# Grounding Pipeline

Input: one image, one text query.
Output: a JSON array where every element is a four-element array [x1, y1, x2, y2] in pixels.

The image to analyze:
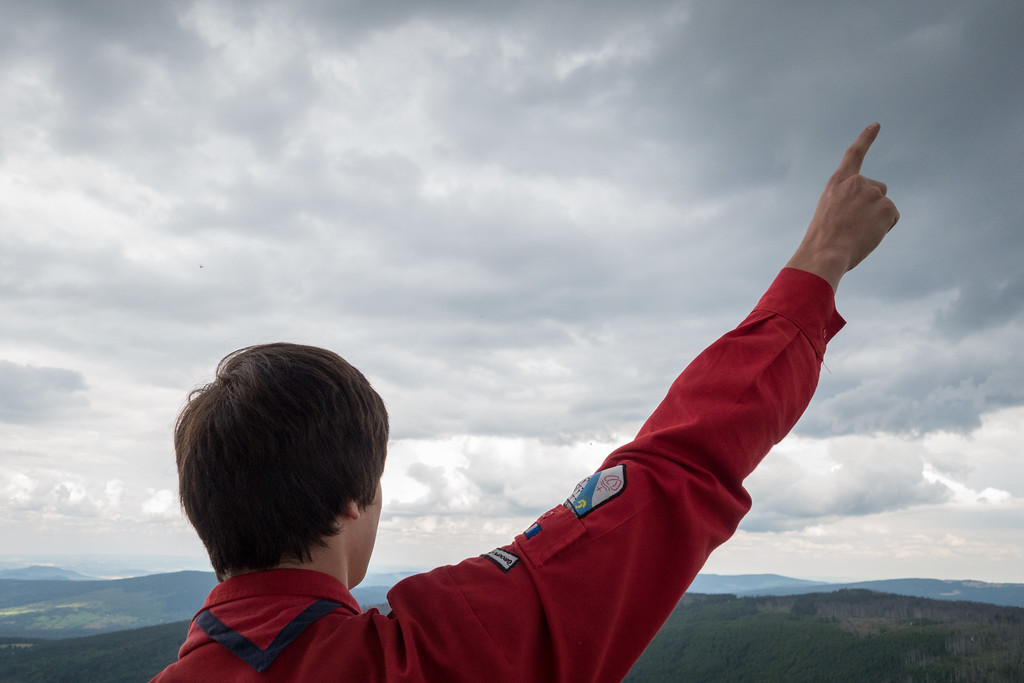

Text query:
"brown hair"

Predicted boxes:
[[175, 343, 388, 578]]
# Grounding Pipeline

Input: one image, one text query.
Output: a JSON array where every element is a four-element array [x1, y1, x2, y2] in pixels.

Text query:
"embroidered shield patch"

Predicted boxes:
[[563, 464, 626, 518]]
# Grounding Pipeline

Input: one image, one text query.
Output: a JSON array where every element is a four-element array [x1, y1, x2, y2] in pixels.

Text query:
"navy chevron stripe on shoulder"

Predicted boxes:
[[196, 599, 343, 673]]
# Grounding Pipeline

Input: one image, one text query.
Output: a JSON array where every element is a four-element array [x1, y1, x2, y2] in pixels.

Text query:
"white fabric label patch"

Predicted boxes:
[[483, 548, 520, 573], [563, 464, 626, 518]]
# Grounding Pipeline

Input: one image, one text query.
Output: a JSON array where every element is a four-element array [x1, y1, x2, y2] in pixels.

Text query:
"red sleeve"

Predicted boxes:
[[384, 268, 844, 682]]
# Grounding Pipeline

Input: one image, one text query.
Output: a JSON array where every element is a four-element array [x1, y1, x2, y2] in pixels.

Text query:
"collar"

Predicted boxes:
[[200, 568, 362, 616]]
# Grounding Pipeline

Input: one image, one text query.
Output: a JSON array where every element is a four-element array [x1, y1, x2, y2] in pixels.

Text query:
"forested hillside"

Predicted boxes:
[[626, 590, 1024, 682], [0, 621, 187, 682], [2, 590, 1023, 681], [0, 572, 216, 639]]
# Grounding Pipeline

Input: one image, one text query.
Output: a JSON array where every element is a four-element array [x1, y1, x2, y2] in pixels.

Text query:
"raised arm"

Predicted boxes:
[[383, 125, 900, 683]]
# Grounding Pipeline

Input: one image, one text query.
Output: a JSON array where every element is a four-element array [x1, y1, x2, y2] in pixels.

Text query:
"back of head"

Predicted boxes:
[[175, 343, 389, 578]]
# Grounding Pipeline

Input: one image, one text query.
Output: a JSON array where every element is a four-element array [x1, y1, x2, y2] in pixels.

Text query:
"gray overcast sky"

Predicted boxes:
[[1, 0, 1022, 582]]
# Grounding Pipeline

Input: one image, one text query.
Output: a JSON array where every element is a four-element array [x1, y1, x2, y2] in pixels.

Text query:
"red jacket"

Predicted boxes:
[[152, 268, 843, 682]]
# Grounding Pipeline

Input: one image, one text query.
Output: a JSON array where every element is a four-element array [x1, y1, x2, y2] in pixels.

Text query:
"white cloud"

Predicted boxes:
[[922, 465, 1012, 505], [141, 489, 178, 519], [3, 472, 39, 509], [382, 434, 623, 517], [706, 502, 1024, 583], [101, 479, 125, 517], [744, 418, 1024, 533], [1, 468, 164, 526]]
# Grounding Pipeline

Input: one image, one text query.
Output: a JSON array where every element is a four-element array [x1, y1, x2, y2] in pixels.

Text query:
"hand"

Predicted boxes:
[[785, 123, 900, 291]]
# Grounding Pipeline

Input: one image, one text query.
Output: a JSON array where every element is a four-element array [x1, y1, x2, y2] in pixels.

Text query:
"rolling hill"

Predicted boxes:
[[0, 572, 217, 639]]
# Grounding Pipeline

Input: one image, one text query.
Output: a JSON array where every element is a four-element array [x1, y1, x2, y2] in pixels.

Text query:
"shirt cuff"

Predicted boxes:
[[753, 268, 846, 358]]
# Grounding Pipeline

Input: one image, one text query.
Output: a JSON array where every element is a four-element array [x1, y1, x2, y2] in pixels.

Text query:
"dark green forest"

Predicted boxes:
[[0, 620, 187, 682], [2, 590, 1023, 682], [626, 591, 1024, 682]]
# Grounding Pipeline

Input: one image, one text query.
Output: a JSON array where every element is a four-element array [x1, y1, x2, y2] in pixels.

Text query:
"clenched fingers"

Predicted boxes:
[[864, 177, 888, 196]]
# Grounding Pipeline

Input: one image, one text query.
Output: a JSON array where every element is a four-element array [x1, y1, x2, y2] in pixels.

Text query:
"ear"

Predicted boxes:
[[341, 500, 361, 521]]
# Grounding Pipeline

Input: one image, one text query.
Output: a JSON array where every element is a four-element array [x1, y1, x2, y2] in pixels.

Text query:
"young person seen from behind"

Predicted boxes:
[[152, 123, 901, 682]]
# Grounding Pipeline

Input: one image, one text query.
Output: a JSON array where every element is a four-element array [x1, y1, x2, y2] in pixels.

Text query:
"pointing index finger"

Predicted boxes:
[[835, 123, 881, 179]]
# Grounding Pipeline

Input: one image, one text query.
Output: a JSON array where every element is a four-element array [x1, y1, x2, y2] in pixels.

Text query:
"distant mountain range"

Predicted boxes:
[[2, 565, 1022, 640], [691, 573, 1024, 608], [689, 573, 827, 594], [0, 565, 96, 581]]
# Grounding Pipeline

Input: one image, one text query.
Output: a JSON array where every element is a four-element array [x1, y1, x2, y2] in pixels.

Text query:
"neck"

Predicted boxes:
[[224, 536, 361, 588], [273, 544, 358, 588]]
